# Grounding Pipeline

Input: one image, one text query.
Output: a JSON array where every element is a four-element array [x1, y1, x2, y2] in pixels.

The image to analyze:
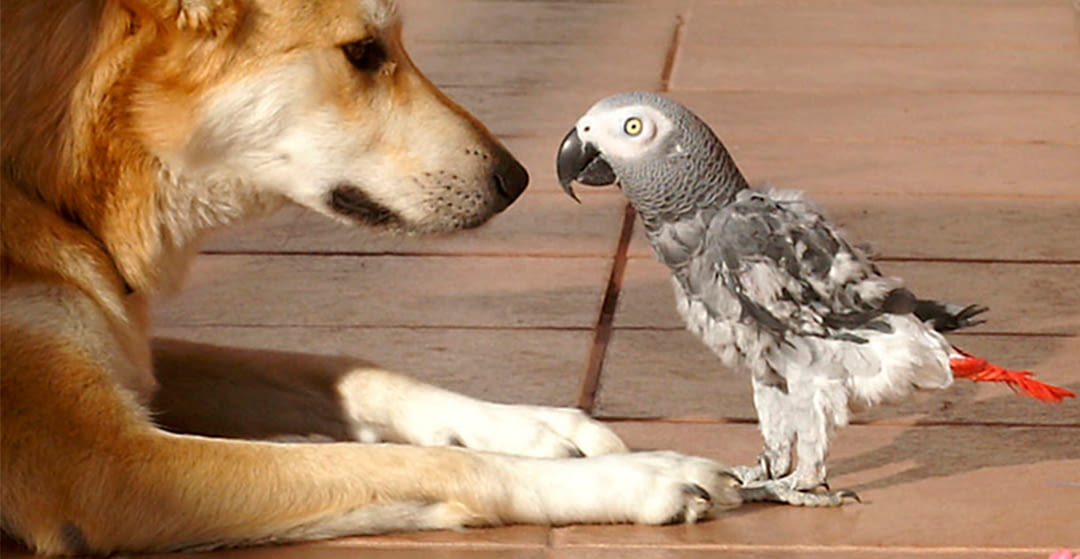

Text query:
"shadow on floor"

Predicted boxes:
[[833, 395, 1080, 493]]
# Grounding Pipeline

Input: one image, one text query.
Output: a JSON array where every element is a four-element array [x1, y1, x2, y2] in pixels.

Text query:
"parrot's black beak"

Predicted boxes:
[[556, 128, 615, 203]]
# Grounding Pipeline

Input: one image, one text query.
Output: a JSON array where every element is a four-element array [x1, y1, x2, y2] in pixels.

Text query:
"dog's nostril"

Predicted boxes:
[[492, 155, 529, 205]]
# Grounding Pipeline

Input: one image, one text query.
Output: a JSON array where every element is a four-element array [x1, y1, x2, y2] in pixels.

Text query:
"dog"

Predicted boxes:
[[0, 0, 740, 554]]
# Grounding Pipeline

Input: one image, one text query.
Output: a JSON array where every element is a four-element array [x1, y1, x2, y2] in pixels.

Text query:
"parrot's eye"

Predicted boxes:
[[623, 117, 643, 136]]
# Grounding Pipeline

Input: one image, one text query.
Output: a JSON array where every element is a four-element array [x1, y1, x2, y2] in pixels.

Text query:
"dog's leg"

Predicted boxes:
[[152, 339, 628, 457], [334, 365, 629, 458], [8, 338, 737, 555]]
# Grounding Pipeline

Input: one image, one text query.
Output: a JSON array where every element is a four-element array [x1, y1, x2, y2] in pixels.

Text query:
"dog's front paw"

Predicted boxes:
[[499, 451, 741, 525], [446, 403, 628, 458], [603, 451, 741, 524]]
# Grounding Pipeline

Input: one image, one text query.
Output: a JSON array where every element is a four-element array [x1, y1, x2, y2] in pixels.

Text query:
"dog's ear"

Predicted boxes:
[[126, 0, 243, 36]]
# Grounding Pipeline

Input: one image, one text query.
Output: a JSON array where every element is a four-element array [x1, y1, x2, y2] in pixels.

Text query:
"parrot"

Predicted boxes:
[[555, 91, 1075, 507]]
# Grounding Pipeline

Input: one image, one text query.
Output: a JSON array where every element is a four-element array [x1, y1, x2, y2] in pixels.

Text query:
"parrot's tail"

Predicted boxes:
[[949, 348, 1075, 403]]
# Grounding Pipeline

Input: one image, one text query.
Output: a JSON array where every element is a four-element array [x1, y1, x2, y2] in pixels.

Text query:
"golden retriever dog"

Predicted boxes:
[[0, 0, 740, 554]]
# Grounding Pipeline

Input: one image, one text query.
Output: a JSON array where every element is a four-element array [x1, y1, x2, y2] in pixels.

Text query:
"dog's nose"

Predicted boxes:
[[492, 153, 529, 208]]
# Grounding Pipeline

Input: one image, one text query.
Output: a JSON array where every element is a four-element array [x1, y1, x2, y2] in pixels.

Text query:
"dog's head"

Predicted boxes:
[[137, 0, 528, 234]]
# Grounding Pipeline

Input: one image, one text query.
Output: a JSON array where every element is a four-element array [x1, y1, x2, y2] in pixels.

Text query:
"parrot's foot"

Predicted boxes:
[[738, 479, 860, 507]]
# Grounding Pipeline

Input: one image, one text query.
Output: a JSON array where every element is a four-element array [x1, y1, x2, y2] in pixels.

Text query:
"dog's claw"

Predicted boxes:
[[682, 483, 712, 504], [838, 489, 861, 503], [667, 483, 714, 524]]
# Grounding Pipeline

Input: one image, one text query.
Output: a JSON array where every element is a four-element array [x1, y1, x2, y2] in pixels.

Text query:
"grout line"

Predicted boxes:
[[577, 203, 636, 413], [658, 9, 689, 92], [319, 539, 542, 550], [595, 416, 1080, 429], [200, 250, 1080, 265], [410, 38, 1076, 53], [576, 9, 690, 414], [554, 543, 1066, 554], [607, 326, 1077, 338], [436, 84, 1080, 96], [727, 136, 1080, 147], [874, 257, 1080, 265], [670, 86, 1080, 96], [623, 253, 1080, 265], [198, 250, 612, 259], [155, 324, 596, 332], [158, 323, 1077, 339]]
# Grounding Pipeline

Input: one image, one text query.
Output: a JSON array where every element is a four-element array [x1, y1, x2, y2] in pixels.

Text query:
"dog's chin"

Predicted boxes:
[[327, 183, 499, 235]]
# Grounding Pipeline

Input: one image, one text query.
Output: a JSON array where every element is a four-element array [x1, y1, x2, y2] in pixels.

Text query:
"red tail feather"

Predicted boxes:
[[950, 348, 1075, 403]]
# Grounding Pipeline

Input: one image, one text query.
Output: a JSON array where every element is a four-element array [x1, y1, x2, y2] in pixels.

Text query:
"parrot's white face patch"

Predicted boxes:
[[575, 105, 674, 163]]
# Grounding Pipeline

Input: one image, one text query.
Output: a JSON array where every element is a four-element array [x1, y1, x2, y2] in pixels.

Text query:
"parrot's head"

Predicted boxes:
[[557, 92, 747, 222]]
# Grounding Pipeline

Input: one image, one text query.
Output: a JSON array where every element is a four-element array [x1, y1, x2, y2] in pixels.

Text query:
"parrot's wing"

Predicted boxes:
[[695, 190, 905, 344]]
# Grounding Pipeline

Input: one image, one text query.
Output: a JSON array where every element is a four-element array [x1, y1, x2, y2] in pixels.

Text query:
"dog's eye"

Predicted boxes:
[[342, 38, 387, 72]]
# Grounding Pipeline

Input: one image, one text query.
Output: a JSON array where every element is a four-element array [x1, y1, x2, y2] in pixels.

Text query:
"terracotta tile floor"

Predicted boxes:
[[8, 0, 1079, 557]]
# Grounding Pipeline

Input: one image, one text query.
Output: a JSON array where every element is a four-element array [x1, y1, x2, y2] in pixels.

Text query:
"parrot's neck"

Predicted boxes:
[[631, 146, 750, 233]]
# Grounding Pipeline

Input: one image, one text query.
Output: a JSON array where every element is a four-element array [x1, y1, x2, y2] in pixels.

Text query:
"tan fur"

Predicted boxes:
[[2, 1, 738, 554]]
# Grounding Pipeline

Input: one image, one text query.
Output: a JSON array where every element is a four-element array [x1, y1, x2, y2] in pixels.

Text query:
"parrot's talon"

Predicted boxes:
[[738, 478, 857, 507]]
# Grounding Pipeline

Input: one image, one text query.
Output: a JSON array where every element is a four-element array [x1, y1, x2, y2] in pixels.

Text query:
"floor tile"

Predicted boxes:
[[615, 257, 1080, 335], [889, 261, 1080, 335], [153, 255, 610, 328], [201, 192, 625, 258], [338, 525, 548, 549], [154, 326, 592, 408], [722, 141, 1080, 197], [595, 330, 1080, 424], [531, 135, 1080, 197], [435, 87, 621, 138], [674, 43, 1080, 93], [665, 90, 1080, 144], [555, 422, 1080, 549], [687, 0, 1074, 49], [552, 550, 1047, 559], [434, 87, 613, 140], [401, 0, 687, 46], [159, 546, 544, 559], [627, 196, 1080, 262], [408, 41, 669, 90]]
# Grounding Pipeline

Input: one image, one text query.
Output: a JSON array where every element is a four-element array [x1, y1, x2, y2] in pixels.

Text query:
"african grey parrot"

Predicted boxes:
[[556, 92, 1074, 507]]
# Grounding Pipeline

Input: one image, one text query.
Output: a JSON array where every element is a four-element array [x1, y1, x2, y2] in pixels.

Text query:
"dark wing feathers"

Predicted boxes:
[[914, 300, 989, 332], [701, 192, 898, 342]]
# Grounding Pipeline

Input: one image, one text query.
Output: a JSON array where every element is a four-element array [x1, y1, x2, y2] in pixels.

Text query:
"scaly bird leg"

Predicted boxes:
[[738, 377, 859, 506], [729, 445, 793, 485], [736, 377, 797, 485]]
